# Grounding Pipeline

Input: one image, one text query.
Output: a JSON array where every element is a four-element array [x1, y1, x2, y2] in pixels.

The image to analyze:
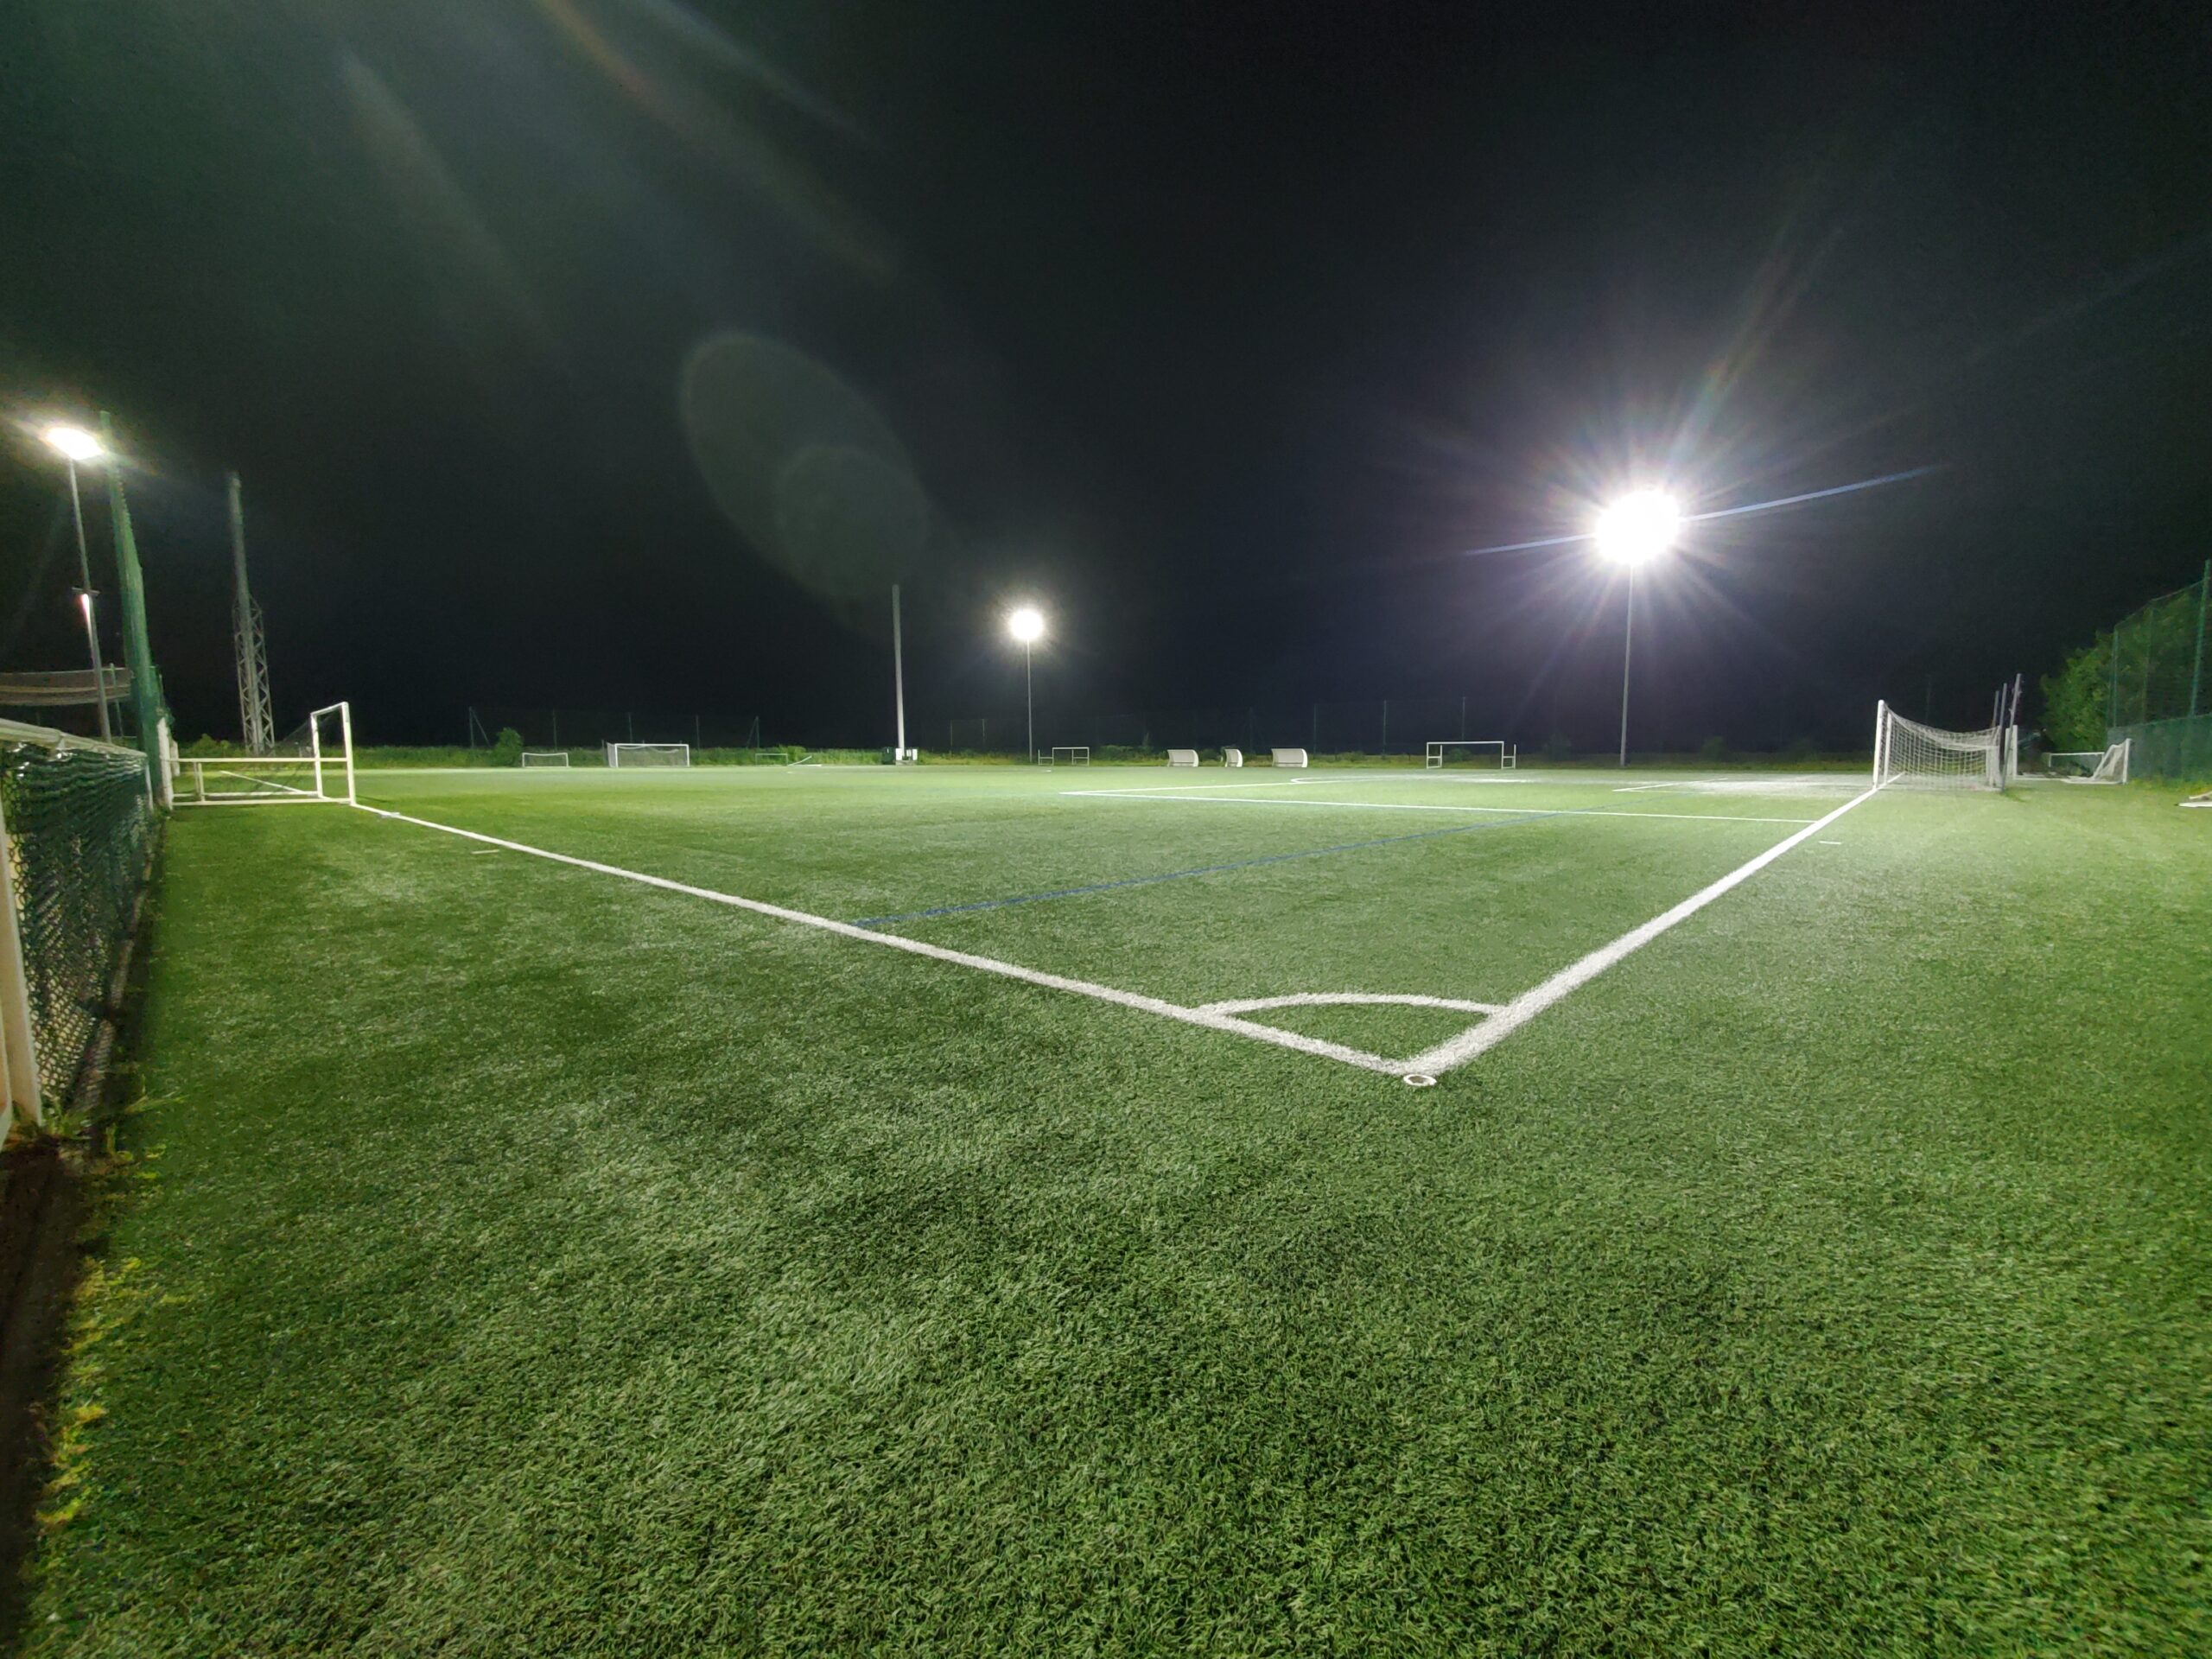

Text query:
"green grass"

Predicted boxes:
[[19, 766, 2211, 1655]]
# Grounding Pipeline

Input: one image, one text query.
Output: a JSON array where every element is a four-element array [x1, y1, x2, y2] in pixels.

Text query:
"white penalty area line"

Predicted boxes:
[[347, 803, 1407, 1077], [1061, 790, 1818, 826], [1397, 786, 1880, 1077]]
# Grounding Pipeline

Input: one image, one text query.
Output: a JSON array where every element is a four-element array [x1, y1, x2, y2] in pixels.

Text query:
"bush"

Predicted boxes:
[[2040, 632, 2111, 753], [492, 727, 524, 767]]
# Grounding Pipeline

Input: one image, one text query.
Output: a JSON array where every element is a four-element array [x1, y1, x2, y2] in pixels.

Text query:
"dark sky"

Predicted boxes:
[[3, 3, 2209, 751]]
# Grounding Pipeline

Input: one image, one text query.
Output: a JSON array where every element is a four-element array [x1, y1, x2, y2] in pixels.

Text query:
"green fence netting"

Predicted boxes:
[[0, 733, 155, 1107]]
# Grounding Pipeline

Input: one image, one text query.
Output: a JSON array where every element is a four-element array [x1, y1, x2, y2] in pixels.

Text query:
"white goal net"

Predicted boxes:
[[175, 702, 355, 805], [519, 751, 569, 768], [605, 743, 690, 768], [1872, 701, 2006, 791]]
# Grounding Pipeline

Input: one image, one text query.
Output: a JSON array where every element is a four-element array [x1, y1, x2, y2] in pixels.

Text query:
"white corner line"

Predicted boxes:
[[1199, 992, 1503, 1016], [349, 803, 1406, 1076], [1402, 786, 1881, 1077]]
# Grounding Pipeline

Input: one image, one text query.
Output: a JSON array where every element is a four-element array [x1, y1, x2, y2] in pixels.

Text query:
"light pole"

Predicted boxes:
[[1007, 606, 1045, 761], [1592, 490, 1679, 767], [43, 425, 113, 742]]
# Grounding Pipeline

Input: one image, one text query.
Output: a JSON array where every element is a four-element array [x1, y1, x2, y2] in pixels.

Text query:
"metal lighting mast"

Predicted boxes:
[[228, 472, 274, 753]]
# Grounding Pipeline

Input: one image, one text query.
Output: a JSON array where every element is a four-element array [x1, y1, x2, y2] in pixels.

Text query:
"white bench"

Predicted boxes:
[[1166, 749, 1200, 767], [1222, 747, 1243, 768], [1271, 747, 1309, 768]]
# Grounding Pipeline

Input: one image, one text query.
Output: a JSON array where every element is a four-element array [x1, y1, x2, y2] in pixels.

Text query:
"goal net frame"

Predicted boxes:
[[175, 702, 355, 806], [1426, 740, 1517, 771], [1045, 747, 1090, 769], [519, 751, 569, 768], [2044, 741, 2130, 784], [605, 742, 690, 768], [1872, 700, 2008, 791]]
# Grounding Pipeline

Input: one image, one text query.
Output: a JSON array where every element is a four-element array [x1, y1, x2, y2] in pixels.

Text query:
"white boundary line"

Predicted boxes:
[[1399, 786, 1879, 1076], [348, 785, 1874, 1083], [349, 804, 1406, 1075], [1063, 791, 1817, 826], [1199, 992, 1503, 1016]]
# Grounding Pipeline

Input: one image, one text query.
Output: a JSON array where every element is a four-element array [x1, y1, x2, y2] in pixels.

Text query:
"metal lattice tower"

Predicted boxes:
[[228, 472, 274, 754]]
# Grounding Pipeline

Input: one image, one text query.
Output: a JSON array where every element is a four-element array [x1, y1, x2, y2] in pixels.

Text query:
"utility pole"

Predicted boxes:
[[229, 473, 275, 753]]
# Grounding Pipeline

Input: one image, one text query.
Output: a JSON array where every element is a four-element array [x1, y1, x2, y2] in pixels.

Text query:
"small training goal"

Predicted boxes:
[[1427, 740, 1516, 771], [2043, 742, 2130, 784], [175, 702, 355, 805], [605, 742, 690, 768], [1872, 701, 2010, 791], [520, 751, 569, 768], [1046, 747, 1090, 769]]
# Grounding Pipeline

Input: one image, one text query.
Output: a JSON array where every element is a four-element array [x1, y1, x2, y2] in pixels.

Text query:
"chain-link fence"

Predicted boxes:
[[468, 708, 766, 752], [946, 698, 1503, 757], [0, 725, 156, 1112], [2106, 563, 2211, 781]]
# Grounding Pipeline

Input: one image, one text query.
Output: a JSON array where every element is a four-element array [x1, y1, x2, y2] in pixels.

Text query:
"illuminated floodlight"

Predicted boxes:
[[43, 424, 105, 463], [1592, 490, 1679, 565], [1007, 606, 1045, 644]]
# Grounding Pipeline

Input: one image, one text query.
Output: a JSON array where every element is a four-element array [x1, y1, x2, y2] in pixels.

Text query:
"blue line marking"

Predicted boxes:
[[850, 809, 1569, 928]]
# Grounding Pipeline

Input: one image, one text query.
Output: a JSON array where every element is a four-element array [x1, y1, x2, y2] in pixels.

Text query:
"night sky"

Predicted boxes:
[[3, 3, 2209, 752]]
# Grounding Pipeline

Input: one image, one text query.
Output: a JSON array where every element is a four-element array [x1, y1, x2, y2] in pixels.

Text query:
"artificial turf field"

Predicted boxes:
[[19, 762, 2211, 1655]]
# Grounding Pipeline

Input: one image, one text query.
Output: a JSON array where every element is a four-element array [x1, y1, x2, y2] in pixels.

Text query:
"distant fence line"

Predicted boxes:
[[467, 708, 765, 751], [2101, 563, 2210, 781], [951, 698, 1496, 756]]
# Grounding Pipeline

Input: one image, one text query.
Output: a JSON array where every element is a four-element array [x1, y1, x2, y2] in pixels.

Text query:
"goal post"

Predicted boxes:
[[1872, 700, 2004, 791], [176, 702, 355, 805], [1427, 740, 1516, 771], [605, 742, 690, 768], [519, 751, 570, 768]]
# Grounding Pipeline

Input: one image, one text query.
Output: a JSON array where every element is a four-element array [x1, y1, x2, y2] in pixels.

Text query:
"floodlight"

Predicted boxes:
[[1592, 490, 1679, 566], [43, 425, 104, 463], [1007, 606, 1045, 644]]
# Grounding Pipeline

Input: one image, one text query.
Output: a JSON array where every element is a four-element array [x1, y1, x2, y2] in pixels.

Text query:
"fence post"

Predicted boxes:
[[0, 788, 43, 1130], [1380, 700, 1389, 753], [2107, 621, 2121, 730], [2192, 561, 2209, 719]]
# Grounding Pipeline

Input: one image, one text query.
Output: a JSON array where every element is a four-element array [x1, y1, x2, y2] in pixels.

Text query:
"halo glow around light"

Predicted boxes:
[[1007, 606, 1045, 644], [43, 425, 104, 463], [1592, 490, 1680, 566]]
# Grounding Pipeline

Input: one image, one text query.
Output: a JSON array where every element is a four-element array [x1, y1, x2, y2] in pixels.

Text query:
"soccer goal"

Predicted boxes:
[[1872, 701, 2005, 791], [2044, 741, 2130, 784], [605, 743, 690, 768], [519, 751, 569, 768], [1427, 740, 1517, 771], [175, 702, 355, 805], [1046, 747, 1090, 769]]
